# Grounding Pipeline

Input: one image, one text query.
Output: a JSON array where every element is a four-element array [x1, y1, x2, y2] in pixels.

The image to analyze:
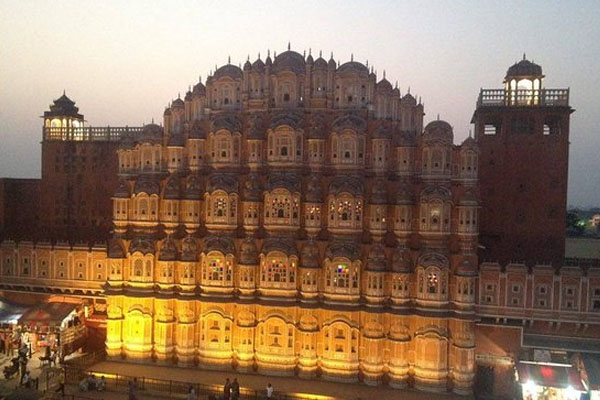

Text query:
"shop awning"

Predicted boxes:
[[517, 362, 586, 391], [583, 355, 600, 391], [0, 299, 29, 324], [18, 302, 77, 328]]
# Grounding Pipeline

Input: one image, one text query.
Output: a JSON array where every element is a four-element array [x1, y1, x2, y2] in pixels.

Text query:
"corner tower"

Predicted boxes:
[[472, 56, 573, 266]]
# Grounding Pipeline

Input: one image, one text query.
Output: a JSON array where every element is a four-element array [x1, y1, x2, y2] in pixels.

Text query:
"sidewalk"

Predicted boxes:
[[86, 360, 471, 400]]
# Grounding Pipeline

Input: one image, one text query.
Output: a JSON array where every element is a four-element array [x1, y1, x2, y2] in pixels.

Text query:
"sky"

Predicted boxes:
[[0, 0, 599, 207]]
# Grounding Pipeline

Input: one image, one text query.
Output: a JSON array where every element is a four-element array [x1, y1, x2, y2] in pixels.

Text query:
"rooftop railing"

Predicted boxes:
[[43, 126, 144, 141], [477, 88, 569, 108]]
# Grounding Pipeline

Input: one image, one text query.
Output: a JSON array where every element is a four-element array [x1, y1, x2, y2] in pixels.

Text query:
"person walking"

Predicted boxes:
[[231, 378, 239, 400], [266, 382, 273, 399], [186, 384, 197, 400], [223, 378, 231, 400]]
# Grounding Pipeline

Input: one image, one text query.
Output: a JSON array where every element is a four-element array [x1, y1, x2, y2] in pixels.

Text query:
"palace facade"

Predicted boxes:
[[1, 48, 597, 398]]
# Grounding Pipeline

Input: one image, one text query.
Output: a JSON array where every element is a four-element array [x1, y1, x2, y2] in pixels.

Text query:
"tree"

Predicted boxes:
[[566, 211, 585, 236]]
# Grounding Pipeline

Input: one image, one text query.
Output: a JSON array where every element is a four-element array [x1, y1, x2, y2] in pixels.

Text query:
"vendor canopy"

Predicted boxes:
[[0, 299, 29, 324], [517, 362, 586, 391], [18, 302, 77, 328]]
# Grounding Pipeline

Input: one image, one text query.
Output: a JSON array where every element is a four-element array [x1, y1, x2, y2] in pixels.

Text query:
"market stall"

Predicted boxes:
[[517, 361, 587, 400]]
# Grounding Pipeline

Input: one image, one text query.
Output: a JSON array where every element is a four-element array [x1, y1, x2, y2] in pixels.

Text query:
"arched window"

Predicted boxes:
[[264, 189, 300, 227], [324, 258, 360, 295], [260, 251, 296, 288], [134, 259, 143, 277], [328, 194, 363, 231], [205, 191, 237, 227], [202, 251, 233, 286], [267, 128, 302, 163]]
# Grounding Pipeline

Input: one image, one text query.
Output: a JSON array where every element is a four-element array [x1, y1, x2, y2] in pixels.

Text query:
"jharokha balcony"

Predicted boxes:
[[476, 88, 569, 108]]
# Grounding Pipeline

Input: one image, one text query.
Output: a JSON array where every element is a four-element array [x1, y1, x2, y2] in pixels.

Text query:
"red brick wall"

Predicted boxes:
[[474, 106, 572, 266]]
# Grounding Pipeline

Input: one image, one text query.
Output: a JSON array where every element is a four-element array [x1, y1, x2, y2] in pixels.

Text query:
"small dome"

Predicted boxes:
[[214, 64, 243, 80], [423, 120, 453, 143], [252, 57, 265, 71], [377, 78, 393, 92], [306, 53, 314, 64], [314, 56, 328, 70], [243, 59, 252, 70], [172, 98, 184, 108], [328, 57, 336, 69], [392, 87, 400, 96], [400, 93, 417, 105], [192, 81, 206, 96], [273, 50, 306, 74], [337, 61, 369, 76], [134, 179, 160, 195], [265, 54, 272, 66], [366, 243, 387, 272], [140, 123, 163, 140], [238, 237, 259, 265], [506, 57, 543, 79], [456, 260, 477, 277], [392, 246, 412, 273], [300, 240, 320, 268], [184, 91, 192, 101], [461, 135, 476, 149], [163, 108, 171, 116]]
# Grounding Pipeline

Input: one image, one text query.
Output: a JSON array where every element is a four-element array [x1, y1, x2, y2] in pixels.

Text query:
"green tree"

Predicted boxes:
[[566, 211, 585, 236]]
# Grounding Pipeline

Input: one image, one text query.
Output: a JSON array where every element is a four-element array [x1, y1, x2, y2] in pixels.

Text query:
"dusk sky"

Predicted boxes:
[[1, 0, 598, 207]]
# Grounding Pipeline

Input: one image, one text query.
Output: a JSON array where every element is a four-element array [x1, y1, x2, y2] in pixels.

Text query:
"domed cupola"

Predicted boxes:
[[300, 239, 320, 268], [273, 48, 306, 75], [337, 61, 369, 76], [366, 243, 387, 272], [504, 54, 544, 99], [140, 123, 163, 142], [243, 57, 252, 71], [213, 63, 243, 80], [314, 51, 328, 70], [392, 84, 400, 97], [238, 237, 259, 266], [163, 107, 171, 117], [377, 76, 393, 92], [172, 97, 185, 109], [505, 54, 543, 82], [328, 53, 337, 69], [392, 246, 412, 273], [184, 90, 193, 101], [461, 134, 476, 149], [400, 92, 417, 106], [306, 51, 314, 64], [423, 119, 453, 143], [458, 188, 479, 207], [192, 79, 206, 97], [252, 54, 265, 72]]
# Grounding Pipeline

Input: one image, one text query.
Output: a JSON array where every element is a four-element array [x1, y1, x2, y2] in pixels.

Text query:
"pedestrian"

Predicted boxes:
[[98, 375, 106, 391], [19, 357, 28, 385], [223, 377, 231, 400], [266, 382, 273, 399], [187, 384, 196, 400], [128, 379, 138, 400], [231, 378, 239, 400], [55, 370, 65, 396]]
